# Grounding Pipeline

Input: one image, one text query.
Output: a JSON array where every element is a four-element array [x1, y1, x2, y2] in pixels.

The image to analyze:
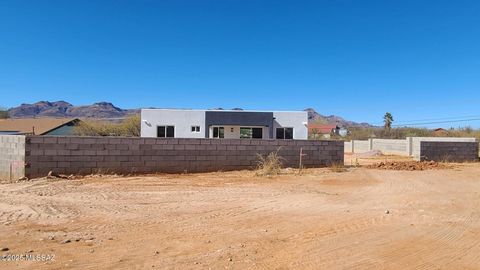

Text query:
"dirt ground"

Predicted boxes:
[[1, 156, 480, 269]]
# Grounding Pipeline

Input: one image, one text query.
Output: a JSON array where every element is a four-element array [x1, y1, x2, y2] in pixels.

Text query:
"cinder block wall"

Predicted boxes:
[[24, 136, 344, 178], [344, 141, 353, 153], [372, 139, 407, 155], [351, 140, 370, 153], [0, 135, 26, 181], [419, 141, 479, 162], [345, 137, 478, 157], [411, 137, 477, 159]]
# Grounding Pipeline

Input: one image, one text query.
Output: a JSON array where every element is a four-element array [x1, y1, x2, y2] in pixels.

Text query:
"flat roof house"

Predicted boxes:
[[141, 109, 308, 140]]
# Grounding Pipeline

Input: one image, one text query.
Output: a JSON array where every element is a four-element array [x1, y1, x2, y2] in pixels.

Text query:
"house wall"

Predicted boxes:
[[0, 135, 26, 181], [208, 126, 271, 139], [23, 136, 344, 178], [0, 131, 22, 135], [272, 111, 308, 140], [205, 111, 274, 138], [43, 124, 77, 136], [141, 109, 206, 138]]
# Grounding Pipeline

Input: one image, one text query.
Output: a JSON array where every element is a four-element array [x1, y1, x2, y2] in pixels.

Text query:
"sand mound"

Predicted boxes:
[[366, 160, 451, 171]]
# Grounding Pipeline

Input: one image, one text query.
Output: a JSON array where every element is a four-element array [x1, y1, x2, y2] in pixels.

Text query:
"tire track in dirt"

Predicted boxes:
[[1, 165, 480, 269]]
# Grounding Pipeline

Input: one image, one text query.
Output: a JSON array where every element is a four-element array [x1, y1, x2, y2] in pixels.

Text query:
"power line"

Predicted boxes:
[[392, 118, 480, 127], [395, 115, 480, 125], [371, 114, 480, 125]]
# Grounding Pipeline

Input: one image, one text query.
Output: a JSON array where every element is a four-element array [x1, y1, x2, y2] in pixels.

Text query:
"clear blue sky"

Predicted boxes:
[[1, 0, 480, 127]]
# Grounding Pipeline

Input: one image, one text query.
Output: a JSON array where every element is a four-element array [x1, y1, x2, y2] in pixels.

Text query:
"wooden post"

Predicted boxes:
[[299, 148, 307, 171]]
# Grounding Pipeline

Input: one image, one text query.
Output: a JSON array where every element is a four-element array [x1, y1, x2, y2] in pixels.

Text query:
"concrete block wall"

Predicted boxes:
[[372, 139, 407, 155], [351, 140, 370, 153], [345, 137, 478, 158], [419, 141, 479, 162], [410, 137, 477, 159], [0, 135, 26, 181], [24, 136, 344, 178], [344, 141, 353, 153]]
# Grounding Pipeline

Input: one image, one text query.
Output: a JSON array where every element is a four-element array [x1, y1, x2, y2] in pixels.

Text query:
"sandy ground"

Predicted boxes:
[[1, 157, 480, 269]]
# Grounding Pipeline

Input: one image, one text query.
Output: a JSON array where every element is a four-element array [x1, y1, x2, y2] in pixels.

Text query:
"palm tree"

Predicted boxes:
[[383, 112, 393, 131]]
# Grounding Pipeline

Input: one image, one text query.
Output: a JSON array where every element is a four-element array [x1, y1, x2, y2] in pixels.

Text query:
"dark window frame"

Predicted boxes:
[[157, 125, 175, 138], [191, 126, 201, 133], [276, 127, 293, 139], [212, 127, 224, 138]]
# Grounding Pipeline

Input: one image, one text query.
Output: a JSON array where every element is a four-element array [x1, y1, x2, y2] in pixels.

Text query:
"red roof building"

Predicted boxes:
[[308, 124, 339, 136]]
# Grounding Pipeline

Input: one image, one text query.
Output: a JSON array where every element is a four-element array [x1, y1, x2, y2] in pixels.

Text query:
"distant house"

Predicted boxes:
[[433, 128, 448, 136], [141, 109, 308, 139], [0, 118, 81, 135], [308, 124, 341, 139]]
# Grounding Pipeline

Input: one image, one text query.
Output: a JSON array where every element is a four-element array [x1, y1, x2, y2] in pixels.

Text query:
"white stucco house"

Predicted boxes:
[[141, 109, 308, 140]]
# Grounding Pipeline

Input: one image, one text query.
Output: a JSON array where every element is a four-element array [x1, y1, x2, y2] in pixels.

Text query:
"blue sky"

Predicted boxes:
[[1, 0, 480, 127]]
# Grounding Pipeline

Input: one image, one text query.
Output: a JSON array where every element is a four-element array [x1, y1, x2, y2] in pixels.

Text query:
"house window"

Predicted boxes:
[[157, 126, 175, 138], [240, 127, 252, 138], [213, 127, 224, 138], [252, 128, 263, 139], [191, 126, 201, 132], [240, 127, 263, 139], [276, 127, 293, 139]]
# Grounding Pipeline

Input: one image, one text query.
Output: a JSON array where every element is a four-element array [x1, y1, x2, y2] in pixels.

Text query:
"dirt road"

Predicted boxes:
[[1, 162, 480, 269]]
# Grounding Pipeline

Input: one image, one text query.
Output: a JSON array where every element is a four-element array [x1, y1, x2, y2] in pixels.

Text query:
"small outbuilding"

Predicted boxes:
[[0, 118, 81, 135]]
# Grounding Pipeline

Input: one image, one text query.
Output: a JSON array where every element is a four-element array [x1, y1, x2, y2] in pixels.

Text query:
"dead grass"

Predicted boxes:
[[329, 162, 348, 173], [255, 150, 284, 177], [73, 114, 140, 136]]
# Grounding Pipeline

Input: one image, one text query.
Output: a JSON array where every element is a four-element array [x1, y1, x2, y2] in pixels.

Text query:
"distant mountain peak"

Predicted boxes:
[[52, 101, 73, 106], [8, 101, 137, 119], [93, 101, 115, 107], [303, 108, 372, 128], [7, 101, 371, 126]]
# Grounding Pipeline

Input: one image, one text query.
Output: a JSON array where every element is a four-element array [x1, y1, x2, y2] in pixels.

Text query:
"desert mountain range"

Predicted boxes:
[[6, 101, 371, 127]]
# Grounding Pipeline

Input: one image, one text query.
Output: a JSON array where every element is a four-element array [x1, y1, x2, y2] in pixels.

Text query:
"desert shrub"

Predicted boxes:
[[344, 127, 377, 140], [345, 126, 479, 140], [117, 114, 141, 137], [255, 150, 284, 176], [74, 114, 140, 136], [0, 107, 8, 119], [440, 127, 480, 140]]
